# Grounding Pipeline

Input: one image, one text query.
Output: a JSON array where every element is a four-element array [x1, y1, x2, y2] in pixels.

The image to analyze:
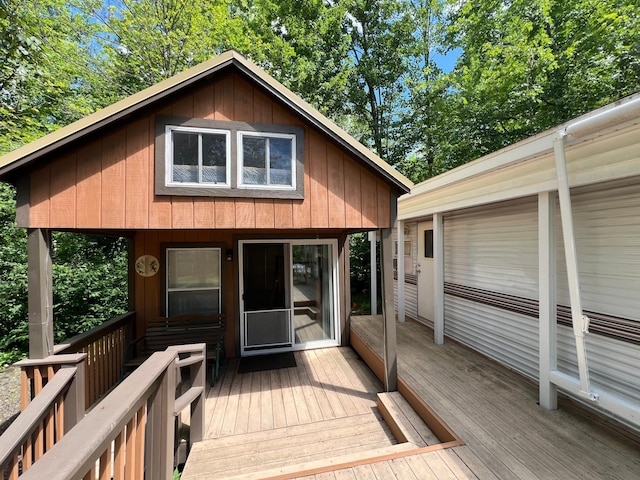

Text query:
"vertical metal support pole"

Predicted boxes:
[[397, 222, 405, 323], [380, 228, 398, 392], [553, 136, 594, 399], [538, 192, 558, 410], [433, 213, 445, 345], [368, 231, 378, 315], [27, 228, 54, 359]]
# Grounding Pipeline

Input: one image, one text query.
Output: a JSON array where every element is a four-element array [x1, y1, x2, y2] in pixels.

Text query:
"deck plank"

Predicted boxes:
[[298, 350, 335, 420], [269, 367, 288, 429], [260, 370, 274, 431]]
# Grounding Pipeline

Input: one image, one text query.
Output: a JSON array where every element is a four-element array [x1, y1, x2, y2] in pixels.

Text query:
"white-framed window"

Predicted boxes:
[[156, 116, 304, 199], [238, 131, 296, 189], [166, 247, 221, 316], [165, 125, 230, 187]]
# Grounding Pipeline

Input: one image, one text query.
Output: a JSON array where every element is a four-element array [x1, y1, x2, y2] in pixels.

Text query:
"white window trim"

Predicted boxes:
[[237, 131, 297, 190], [165, 125, 231, 188], [165, 247, 222, 316]]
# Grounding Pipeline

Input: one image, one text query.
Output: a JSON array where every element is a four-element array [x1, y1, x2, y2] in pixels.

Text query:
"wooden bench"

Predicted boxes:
[[123, 313, 225, 386]]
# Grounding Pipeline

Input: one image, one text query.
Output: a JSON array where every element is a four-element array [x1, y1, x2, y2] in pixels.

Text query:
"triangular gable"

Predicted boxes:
[[0, 50, 411, 193]]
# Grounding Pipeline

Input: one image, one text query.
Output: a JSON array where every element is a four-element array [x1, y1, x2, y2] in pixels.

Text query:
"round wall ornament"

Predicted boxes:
[[135, 254, 159, 277]]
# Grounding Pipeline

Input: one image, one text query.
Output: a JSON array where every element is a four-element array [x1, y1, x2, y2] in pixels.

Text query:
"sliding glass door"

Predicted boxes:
[[239, 239, 339, 355]]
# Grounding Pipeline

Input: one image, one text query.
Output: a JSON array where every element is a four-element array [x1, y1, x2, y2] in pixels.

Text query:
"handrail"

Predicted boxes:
[[19, 343, 207, 480], [44, 311, 136, 408], [20, 350, 175, 479], [54, 311, 135, 354], [0, 365, 80, 478]]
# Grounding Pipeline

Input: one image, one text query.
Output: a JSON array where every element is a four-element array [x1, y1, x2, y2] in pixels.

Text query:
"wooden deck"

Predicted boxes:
[[183, 316, 640, 479]]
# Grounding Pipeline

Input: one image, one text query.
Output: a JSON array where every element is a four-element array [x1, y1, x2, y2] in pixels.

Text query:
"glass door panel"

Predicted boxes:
[[292, 244, 335, 345]]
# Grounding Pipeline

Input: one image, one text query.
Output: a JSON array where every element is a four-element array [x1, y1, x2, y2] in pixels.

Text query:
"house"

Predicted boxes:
[[394, 93, 640, 434], [0, 49, 410, 372]]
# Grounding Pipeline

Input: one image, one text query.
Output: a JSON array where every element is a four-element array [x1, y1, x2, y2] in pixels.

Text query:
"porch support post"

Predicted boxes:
[[368, 231, 378, 315], [380, 227, 397, 392], [433, 213, 445, 345], [538, 191, 558, 410], [397, 221, 405, 322], [27, 228, 54, 359]]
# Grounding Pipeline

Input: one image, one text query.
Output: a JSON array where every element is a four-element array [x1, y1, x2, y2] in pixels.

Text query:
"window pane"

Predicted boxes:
[[242, 137, 267, 185], [172, 132, 198, 183], [202, 134, 227, 183], [168, 249, 220, 289], [168, 290, 220, 316], [269, 138, 293, 186]]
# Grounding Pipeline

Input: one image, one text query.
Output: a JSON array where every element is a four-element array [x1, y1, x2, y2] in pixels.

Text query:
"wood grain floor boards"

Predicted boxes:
[[351, 316, 640, 480], [184, 320, 640, 480], [394, 328, 636, 479]]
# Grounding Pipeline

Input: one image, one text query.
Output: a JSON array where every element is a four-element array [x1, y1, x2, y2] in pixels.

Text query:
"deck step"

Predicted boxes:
[[377, 391, 440, 447], [217, 443, 421, 480], [182, 413, 403, 479]]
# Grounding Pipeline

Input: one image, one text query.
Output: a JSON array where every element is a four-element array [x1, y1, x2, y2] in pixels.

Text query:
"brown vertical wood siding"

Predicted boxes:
[[132, 229, 349, 358], [27, 74, 393, 230]]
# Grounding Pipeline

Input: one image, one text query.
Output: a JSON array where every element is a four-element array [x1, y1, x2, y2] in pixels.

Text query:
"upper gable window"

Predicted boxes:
[[156, 116, 304, 199], [239, 132, 296, 189], [167, 126, 230, 186]]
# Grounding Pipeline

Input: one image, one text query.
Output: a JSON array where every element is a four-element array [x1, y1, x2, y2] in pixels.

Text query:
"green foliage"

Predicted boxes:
[[0, 184, 128, 362], [0, 0, 104, 153], [349, 233, 382, 315], [0, 183, 28, 364], [50, 233, 129, 343], [343, 0, 416, 165], [435, 0, 640, 171]]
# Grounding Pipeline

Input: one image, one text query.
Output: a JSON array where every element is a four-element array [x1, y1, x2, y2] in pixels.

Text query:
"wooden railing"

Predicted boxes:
[[0, 354, 86, 479], [19, 312, 136, 411], [17, 343, 206, 480]]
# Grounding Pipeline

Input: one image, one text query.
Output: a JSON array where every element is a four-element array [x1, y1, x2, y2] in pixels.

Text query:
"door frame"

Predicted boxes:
[[238, 238, 340, 356]]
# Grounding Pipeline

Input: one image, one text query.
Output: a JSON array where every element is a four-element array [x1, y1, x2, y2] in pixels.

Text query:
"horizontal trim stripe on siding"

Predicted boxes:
[[393, 271, 418, 285], [444, 282, 640, 345]]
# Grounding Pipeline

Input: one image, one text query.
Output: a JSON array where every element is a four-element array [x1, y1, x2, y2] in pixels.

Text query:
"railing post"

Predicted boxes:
[[190, 344, 206, 444], [145, 352, 176, 479], [63, 356, 86, 432]]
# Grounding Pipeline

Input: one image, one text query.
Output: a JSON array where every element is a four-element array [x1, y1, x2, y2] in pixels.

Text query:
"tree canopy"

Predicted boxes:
[[2, 0, 638, 176]]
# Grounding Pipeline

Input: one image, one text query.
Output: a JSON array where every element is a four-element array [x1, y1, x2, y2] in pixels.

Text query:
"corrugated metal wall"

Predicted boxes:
[[444, 183, 640, 409], [556, 182, 640, 406], [444, 197, 540, 380]]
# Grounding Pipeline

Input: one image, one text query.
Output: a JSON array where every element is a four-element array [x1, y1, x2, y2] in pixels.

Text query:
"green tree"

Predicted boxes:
[[0, 0, 104, 152], [233, 0, 351, 118], [0, 184, 129, 362], [83, 0, 253, 97], [343, 0, 415, 165], [438, 0, 640, 170], [0, 183, 28, 364], [398, 0, 449, 182]]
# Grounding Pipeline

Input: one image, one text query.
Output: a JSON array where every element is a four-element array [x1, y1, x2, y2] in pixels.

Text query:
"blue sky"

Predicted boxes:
[[432, 48, 462, 73]]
